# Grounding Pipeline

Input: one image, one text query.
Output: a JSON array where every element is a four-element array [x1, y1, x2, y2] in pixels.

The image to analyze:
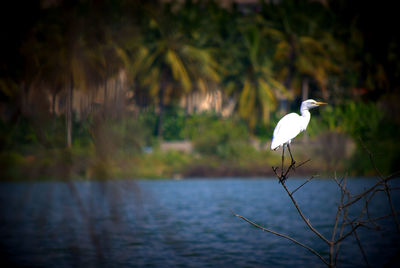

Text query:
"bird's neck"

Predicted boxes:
[[300, 109, 311, 131]]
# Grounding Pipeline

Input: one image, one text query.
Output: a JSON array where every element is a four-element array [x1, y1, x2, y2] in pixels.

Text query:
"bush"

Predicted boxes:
[[307, 100, 383, 139], [0, 151, 25, 180], [307, 100, 399, 175], [184, 114, 253, 159], [162, 106, 187, 141]]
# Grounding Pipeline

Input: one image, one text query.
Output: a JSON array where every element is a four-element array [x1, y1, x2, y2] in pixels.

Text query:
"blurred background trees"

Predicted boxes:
[[1, 0, 399, 180]]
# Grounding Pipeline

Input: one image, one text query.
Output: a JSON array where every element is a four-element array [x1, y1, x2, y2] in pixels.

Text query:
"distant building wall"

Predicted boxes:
[[50, 70, 129, 119], [180, 90, 235, 117], [48, 69, 235, 118]]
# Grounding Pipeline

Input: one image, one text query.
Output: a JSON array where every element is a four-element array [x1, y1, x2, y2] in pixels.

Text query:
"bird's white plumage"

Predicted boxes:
[[270, 99, 326, 150], [271, 113, 305, 150]]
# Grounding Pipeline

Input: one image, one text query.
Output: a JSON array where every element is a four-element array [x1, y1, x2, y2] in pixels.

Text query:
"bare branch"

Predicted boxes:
[[357, 139, 400, 232], [257, 143, 398, 267], [386, 170, 400, 180], [358, 137, 384, 179], [272, 157, 307, 184], [342, 175, 399, 208], [291, 175, 316, 195], [296, 158, 311, 168], [332, 176, 348, 195], [335, 222, 361, 244], [352, 225, 371, 267], [335, 177, 349, 265], [280, 180, 331, 245], [332, 176, 346, 239], [232, 211, 329, 266], [357, 212, 400, 225], [273, 153, 330, 245], [330, 194, 343, 265], [363, 189, 383, 229], [383, 181, 400, 233]]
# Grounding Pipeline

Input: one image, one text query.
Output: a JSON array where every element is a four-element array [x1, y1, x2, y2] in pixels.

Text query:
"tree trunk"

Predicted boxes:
[[302, 77, 309, 101], [155, 71, 169, 138], [302, 77, 310, 143], [52, 91, 57, 116], [281, 43, 296, 113], [103, 78, 108, 117], [185, 93, 190, 117], [155, 88, 164, 137], [66, 79, 73, 148]]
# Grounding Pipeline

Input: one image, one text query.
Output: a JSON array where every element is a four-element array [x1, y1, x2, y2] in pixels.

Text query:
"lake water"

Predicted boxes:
[[0, 178, 399, 267]]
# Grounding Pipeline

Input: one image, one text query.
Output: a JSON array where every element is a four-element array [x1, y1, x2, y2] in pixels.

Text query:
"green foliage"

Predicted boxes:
[[0, 116, 68, 152], [307, 100, 399, 175], [185, 114, 253, 159], [253, 112, 283, 140], [0, 151, 25, 179], [73, 118, 93, 148], [136, 110, 158, 142], [91, 117, 148, 159], [162, 106, 187, 141], [1, 0, 400, 178], [308, 101, 383, 140], [0, 118, 38, 150], [349, 114, 400, 176]]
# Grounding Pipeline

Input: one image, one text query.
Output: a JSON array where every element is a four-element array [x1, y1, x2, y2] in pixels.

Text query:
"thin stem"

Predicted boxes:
[[363, 189, 382, 230], [352, 227, 370, 267], [296, 158, 311, 168], [332, 176, 348, 195], [383, 181, 400, 233], [334, 222, 361, 244], [232, 211, 329, 266], [358, 137, 384, 179], [342, 175, 399, 208], [330, 176, 346, 265], [335, 177, 349, 266], [273, 153, 330, 245], [291, 176, 316, 195], [357, 213, 400, 225], [358, 139, 400, 232], [280, 181, 331, 245]]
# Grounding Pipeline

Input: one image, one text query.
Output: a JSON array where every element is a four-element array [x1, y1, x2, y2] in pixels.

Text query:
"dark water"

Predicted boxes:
[[0, 178, 399, 267]]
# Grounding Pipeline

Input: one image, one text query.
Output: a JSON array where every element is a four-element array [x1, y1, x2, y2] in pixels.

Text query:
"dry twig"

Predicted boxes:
[[232, 211, 329, 266], [235, 142, 400, 267]]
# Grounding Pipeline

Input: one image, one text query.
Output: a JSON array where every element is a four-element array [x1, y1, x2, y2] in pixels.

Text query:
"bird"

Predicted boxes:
[[271, 99, 327, 166]]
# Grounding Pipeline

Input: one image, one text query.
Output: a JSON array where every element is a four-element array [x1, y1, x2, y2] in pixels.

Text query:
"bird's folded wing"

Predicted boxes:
[[272, 113, 302, 147]]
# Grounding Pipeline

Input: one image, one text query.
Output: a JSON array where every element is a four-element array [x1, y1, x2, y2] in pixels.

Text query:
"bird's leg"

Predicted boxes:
[[280, 146, 285, 182], [287, 144, 296, 167]]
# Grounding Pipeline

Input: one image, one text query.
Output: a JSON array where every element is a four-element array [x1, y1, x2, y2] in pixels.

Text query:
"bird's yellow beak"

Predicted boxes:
[[315, 102, 328, 105]]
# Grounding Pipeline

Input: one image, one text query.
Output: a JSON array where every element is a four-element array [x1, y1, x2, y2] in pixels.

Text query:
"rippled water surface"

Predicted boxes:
[[0, 178, 399, 267]]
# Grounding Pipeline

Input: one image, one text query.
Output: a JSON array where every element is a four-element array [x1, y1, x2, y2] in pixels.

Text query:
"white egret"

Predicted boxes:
[[271, 99, 327, 165]]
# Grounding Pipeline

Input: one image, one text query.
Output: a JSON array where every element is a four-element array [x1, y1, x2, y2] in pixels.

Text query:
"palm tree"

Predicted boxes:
[[220, 16, 286, 131], [21, 1, 127, 148], [125, 3, 221, 137], [19, 13, 74, 146], [262, 0, 344, 109]]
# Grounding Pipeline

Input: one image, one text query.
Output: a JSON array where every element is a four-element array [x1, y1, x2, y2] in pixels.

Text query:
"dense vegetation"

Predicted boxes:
[[1, 0, 399, 180]]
